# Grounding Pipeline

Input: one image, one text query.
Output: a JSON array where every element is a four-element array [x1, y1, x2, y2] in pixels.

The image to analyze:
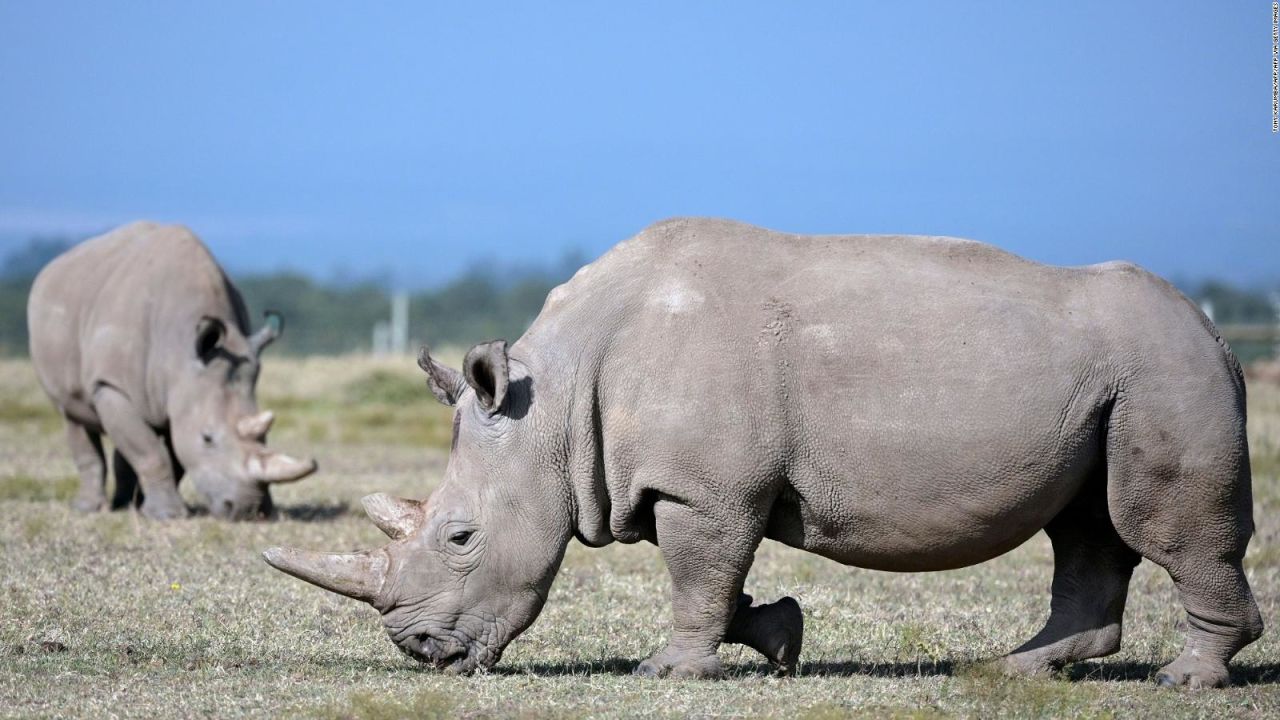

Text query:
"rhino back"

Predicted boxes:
[[28, 221, 250, 426], [523, 218, 1214, 569]]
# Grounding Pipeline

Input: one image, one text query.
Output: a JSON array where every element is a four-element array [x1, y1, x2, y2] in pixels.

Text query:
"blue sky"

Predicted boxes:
[[1, 2, 1276, 287]]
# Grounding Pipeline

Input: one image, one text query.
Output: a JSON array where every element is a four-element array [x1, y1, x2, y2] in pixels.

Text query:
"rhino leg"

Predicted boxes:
[[110, 449, 140, 509], [724, 593, 804, 676], [1004, 474, 1139, 675], [65, 419, 107, 513], [1151, 563, 1261, 688], [634, 497, 764, 680], [1104, 380, 1263, 688], [94, 386, 189, 520]]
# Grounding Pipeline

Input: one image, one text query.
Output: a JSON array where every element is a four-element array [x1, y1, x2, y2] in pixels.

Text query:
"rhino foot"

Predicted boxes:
[[1154, 657, 1231, 689], [725, 594, 804, 676], [140, 497, 190, 520], [634, 647, 724, 680], [755, 596, 803, 676], [71, 491, 107, 513]]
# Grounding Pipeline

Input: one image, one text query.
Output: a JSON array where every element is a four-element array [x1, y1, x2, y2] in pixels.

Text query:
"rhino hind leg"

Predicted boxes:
[[1003, 475, 1139, 676], [94, 386, 189, 520], [724, 593, 804, 676], [1152, 561, 1262, 688], [1103, 381, 1263, 688], [110, 449, 140, 509], [65, 419, 107, 512]]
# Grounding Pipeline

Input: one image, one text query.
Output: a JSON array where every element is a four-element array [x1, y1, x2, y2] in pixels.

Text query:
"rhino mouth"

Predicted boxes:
[[398, 633, 497, 674]]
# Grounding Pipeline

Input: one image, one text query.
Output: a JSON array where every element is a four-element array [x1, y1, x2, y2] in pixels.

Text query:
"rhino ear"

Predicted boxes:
[[463, 340, 509, 413], [248, 310, 283, 356], [417, 346, 466, 406], [195, 316, 226, 364]]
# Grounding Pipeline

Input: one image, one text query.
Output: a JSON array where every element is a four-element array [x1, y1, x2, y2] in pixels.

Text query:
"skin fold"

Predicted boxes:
[[266, 217, 1261, 688], [28, 221, 317, 520]]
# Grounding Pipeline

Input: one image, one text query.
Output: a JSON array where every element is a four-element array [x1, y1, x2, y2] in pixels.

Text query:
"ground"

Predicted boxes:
[[1, 356, 1277, 719]]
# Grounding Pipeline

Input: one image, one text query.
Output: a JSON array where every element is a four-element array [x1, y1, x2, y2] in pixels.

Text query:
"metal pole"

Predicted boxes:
[[391, 292, 409, 355]]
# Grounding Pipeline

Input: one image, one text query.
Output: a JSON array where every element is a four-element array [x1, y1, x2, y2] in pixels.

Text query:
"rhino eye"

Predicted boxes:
[[448, 530, 474, 546], [201, 432, 214, 447]]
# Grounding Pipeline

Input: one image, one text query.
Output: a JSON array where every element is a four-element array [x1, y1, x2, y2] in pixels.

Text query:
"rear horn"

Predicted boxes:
[[237, 410, 275, 440]]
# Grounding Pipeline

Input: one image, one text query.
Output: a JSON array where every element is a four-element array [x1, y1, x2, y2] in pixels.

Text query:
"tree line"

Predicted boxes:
[[0, 236, 583, 356], [1, 235, 1276, 358]]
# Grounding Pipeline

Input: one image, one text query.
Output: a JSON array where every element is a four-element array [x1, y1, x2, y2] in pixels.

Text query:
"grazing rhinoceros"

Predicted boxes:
[[28, 221, 317, 520], [265, 218, 1261, 687]]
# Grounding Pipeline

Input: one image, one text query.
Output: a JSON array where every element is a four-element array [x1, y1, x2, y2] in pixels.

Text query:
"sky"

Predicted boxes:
[[0, 2, 1276, 287]]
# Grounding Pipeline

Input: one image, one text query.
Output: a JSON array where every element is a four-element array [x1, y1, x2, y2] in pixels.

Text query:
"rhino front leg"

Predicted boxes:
[[635, 497, 764, 680], [725, 593, 804, 676], [64, 419, 107, 512], [94, 386, 189, 520]]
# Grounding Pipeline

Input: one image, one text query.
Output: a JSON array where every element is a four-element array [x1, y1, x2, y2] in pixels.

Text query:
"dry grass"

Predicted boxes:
[[0, 356, 1277, 718]]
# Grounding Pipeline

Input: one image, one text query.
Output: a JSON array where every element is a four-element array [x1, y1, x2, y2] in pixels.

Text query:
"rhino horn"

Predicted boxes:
[[248, 451, 318, 483], [361, 493, 423, 539], [262, 547, 387, 603], [236, 410, 275, 440]]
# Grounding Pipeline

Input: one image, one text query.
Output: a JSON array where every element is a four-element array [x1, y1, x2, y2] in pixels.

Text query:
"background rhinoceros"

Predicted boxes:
[[27, 221, 317, 520], [266, 217, 1261, 688]]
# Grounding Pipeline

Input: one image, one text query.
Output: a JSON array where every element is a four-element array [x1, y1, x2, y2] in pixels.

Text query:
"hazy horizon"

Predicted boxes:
[[2, 3, 1277, 287]]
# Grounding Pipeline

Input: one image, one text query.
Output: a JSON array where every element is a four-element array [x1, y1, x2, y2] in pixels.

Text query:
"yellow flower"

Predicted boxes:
[[170, 582, 181, 591]]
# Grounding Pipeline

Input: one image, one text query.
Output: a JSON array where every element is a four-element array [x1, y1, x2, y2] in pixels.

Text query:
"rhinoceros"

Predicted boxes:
[[28, 221, 317, 520], [265, 218, 1261, 687]]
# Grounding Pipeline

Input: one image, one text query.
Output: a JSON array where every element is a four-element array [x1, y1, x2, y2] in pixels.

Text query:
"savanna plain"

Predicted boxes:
[[1, 356, 1277, 719]]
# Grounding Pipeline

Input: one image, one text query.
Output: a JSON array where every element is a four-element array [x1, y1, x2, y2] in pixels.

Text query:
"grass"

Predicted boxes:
[[0, 356, 1278, 718], [256, 355, 456, 448]]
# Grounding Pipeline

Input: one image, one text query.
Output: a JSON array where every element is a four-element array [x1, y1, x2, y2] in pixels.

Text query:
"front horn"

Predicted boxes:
[[262, 547, 388, 603], [248, 452, 318, 483]]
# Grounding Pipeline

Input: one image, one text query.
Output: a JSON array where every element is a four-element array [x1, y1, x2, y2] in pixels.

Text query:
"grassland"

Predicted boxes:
[[0, 356, 1277, 719]]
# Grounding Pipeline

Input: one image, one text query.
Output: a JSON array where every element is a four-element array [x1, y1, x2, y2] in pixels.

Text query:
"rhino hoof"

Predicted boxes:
[[1153, 660, 1230, 689], [632, 659, 665, 678], [770, 596, 804, 677], [71, 493, 107, 513], [634, 649, 724, 680], [140, 500, 191, 521]]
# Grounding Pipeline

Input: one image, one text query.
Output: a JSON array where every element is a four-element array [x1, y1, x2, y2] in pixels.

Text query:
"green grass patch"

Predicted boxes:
[[307, 689, 457, 720], [263, 368, 452, 448], [0, 400, 56, 423], [802, 703, 948, 720], [1251, 450, 1280, 484], [0, 398, 60, 433], [0, 474, 77, 501], [342, 370, 426, 406]]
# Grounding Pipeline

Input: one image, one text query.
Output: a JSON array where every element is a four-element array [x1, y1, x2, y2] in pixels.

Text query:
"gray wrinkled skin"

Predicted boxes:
[[28, 221, 317, 520], [266, 218, 1261, 687]]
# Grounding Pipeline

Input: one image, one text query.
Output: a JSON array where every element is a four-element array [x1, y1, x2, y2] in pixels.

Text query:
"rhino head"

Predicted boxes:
[[263, 341, 570, 672], [170, 311, 317, 520]]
